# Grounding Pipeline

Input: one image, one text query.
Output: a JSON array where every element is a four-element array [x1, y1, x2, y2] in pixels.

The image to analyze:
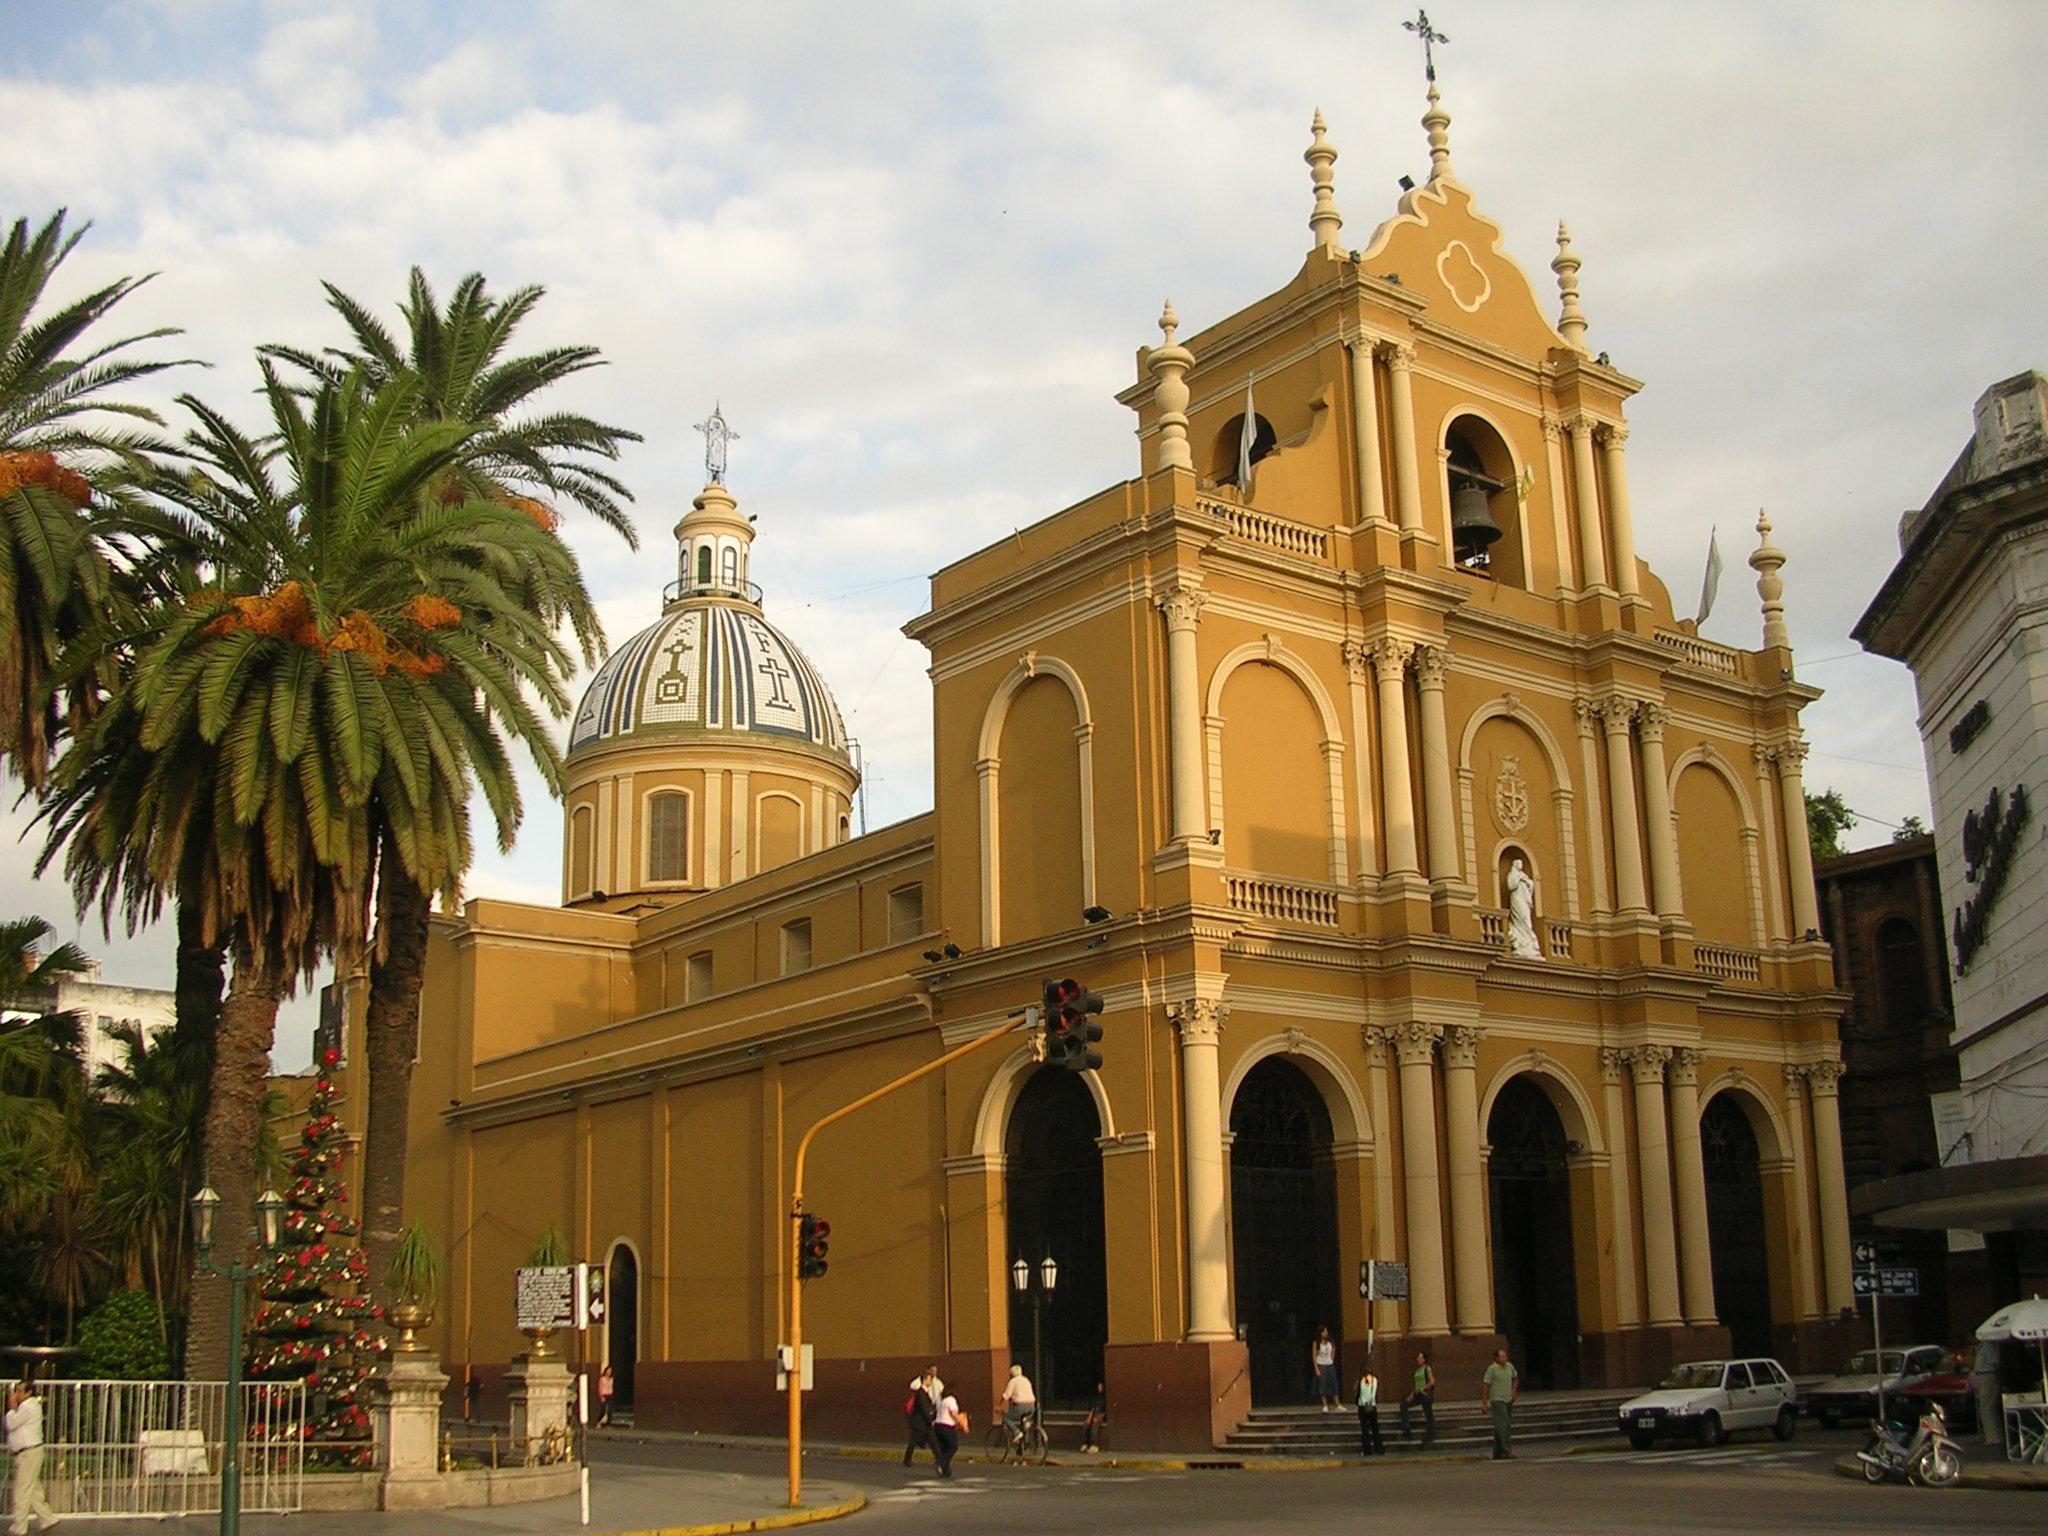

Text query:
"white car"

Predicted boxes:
[[1617, 1358, 1799, 1449]]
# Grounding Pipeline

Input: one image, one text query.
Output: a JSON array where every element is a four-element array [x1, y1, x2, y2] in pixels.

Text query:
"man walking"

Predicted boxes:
[[6, 1382, 51, 1536], [1355, 1364, 1385, 1457], [1481, 1347, 1519, 1461]]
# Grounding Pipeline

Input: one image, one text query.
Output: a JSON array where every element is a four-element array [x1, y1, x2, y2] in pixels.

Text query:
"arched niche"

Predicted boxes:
[[1477, 1052, 1605, 1156], [1203, 638, 1348, 884], [1457, 697, 1580, 920], [1669, 745, 1766, 947], [975, 654, 1097, 947]]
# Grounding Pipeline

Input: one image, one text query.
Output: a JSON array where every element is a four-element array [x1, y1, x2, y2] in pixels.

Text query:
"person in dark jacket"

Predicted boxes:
[[902, 1366, 940, 1466]]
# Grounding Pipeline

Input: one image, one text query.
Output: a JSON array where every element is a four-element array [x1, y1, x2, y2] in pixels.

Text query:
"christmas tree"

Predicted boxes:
[[244, 1048, 382, 1468]]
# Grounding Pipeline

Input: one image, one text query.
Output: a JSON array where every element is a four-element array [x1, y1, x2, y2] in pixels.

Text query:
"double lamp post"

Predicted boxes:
[[189, 1182, 286, 1536], [1010, 1253, 1059, 1405]]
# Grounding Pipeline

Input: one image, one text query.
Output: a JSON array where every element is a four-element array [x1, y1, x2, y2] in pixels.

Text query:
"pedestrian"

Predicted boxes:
[[596, 1365, 615, 1427], [932, 1386, 964, 1477], [1080, 1381, 1108, 1454], [462, 1373, 480, 1423], [1481, 1347, 1519, 1460], [1311, 1326, 1340, 1411], [902, 1366, 939, 1466], [1356, 1365, 1384, 1457], [1399, 1349, 1436, 1447], [6, 1381, 51, 1536], [999, 1363, 1036, 1439]]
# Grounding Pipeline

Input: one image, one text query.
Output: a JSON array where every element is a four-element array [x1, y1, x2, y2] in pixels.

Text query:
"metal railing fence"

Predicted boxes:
[[36, 1379, 306, 1518]]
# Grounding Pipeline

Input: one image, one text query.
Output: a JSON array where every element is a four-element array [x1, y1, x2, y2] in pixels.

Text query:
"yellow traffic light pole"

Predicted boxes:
[[786, 1009, 1035, 1507]]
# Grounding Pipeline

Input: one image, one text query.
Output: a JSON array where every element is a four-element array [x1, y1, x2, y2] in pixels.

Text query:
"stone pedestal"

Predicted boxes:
[[373, 1352, 450, 1510], [505, 1354, 574, 1465]]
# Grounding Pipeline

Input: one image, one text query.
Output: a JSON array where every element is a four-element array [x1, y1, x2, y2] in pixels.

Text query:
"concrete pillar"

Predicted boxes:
[[1440, 1025, 1492, 1333], [1628, 1047, 1683, 1328], [1568, 416, 1608, 590], [1635, 703, 1684, 922], [1574, 701, 1613, 916], [1542, 416, 1575, 595], [505, 1352, 574, 1466], [1349, 338, 1389, 526], [1667, 1048, 1717, 1326], [1395, 1023, 1450, 1335], [1752, 745, 1788, 942], [1372, 639, 1420, 876], [374, 1352, 451, 1508], [1776, 741, 1823, 938], [1173, 999, 1235, 1341], [1598, 425, 1641, 600], [1363, 1029, 1399, 1339], [1342, 644, 1379, 877], [1597, 1050, 1642, 1327], [1158, 584, 1209, 846], [1385, 345, 1425, 536], [1804, 1060, 1855, 1315], [1598, 697, 1650, 915], [1413, 645, 1460, 884]]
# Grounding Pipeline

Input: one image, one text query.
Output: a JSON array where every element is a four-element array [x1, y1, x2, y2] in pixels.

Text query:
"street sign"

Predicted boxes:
[[1851, 1267, 1919, 1298], [1360, 1260, 1409, 1301], [776, 1343, 815, 1392], [515, 1265, 576, 1331], [1852, 1239, 1907, 1268]]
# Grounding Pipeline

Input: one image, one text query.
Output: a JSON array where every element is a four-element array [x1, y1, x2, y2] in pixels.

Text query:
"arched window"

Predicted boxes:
[[1444, 415, 1526, 589], [569, 805, 596, 898], [1875, 916, 1929, 1031], [695, 545, 712, 585], [1211, 414, 1277, 489], [647, 791, 689, 883], [720, 546, 738, 586]]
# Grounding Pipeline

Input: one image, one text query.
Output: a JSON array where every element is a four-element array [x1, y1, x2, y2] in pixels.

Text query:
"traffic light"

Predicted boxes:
[[797, 1213, 831, 1280], [1042, 977, 1104, 1073]]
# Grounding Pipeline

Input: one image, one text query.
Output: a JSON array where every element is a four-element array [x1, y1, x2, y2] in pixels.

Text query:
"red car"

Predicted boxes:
[[1889, 1351, 1978, 1434]]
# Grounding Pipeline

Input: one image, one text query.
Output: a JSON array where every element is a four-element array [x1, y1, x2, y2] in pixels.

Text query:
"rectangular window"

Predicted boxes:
[[685, 950, 712, 1002], [886, 883, 923, 945], [648, 791, 689, 883], [780, 919, 812, 976]]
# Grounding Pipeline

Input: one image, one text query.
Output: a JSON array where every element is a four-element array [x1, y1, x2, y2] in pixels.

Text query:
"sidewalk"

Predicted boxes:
[[1831, 1449, 2048, 1492]]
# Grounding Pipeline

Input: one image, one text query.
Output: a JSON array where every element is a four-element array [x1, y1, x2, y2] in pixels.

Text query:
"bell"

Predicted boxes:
[[1450, 482, 1502, 562]]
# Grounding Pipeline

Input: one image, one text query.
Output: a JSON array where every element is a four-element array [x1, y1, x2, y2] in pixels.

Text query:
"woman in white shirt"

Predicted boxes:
[[1312, 1326, 1340, 1411], [931, 1390, 962, 1477]]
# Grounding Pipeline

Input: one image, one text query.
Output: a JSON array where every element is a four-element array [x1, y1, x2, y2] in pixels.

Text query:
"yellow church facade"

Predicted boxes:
[[399, 86, 1856, 1449]]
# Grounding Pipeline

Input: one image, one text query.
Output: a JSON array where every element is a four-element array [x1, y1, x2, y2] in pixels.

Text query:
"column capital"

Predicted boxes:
[[1599, 1046, 1629, 1086], [1636, 700, 1668, 743], [1539, 412, 1565, 445], [1341, 639, 1373, 684], [1384, 341, 1417, 373], [1362, 1025, 1392, 1064], [1597, 422, 1631, 449], [1803, 1058, 1844, 1097], [1157, 582, 1208, 634], [1572, 695, 1602, 738], [1752, 741, 1778, 770], [1596, 693, 1639, 733], [1169, 997, 1230, 1048], [1625, 1044, 1671, 1086], [1668, 1046, 1704, 1088], [1777, 738, 1810, 771], [1440, 1024, 1482, 1070], [1392, 1020, 1443, 1068], [1370, 635, 1415, 678], [1412, 642, 1448, 689], [1566, 413, 1596, 442], [1346, 330, 1385, 358]]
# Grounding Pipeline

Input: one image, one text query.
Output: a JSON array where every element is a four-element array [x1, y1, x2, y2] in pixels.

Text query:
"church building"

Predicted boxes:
[[399, 80, 1855, 1449]]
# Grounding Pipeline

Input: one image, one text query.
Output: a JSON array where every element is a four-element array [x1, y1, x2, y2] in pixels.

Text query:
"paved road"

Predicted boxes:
[[593, 1434, 2042, 1534]]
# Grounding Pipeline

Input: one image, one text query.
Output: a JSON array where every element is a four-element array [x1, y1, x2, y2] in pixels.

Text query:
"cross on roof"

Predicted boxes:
[[1403, 8, 1449, 83], [694, 402, 739, 484]]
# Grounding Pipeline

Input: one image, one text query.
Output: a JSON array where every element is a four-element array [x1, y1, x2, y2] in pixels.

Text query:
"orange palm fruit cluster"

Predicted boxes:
[[0, 449, 93, 507], [203, 581, 451, 677]]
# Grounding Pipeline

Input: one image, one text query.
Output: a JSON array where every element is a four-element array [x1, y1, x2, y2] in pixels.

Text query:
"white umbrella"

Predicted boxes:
[[1977, 1296, 2048, 1393]]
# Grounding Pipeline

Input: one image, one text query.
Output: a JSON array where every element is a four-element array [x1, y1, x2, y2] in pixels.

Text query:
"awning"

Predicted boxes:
[[1849, 1154, 2048, 1232]]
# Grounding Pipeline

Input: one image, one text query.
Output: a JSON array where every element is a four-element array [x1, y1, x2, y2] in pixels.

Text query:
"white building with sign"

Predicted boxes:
[[1853, 370, 2048, 1284]]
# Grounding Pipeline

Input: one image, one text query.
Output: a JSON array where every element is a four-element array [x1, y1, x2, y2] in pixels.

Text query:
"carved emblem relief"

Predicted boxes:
[[1492, 754, 1531, 834]]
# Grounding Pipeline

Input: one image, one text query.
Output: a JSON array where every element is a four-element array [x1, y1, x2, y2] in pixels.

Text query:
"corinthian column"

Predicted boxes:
[[1413, 645, 1460, 884], [1666, 1048, 1717, 1326], [1440, 1025, 1491, 1333], [1157, 584, 1208, 846], [1598, 425, 1640, 600], [1171, 999, 1234, 1341], [1804, 1059, 1854, 1315], [1635, 703, 1684, 922], [1348, 338, 1388, 526], [1568, 416, 1608, 590], [1342, 644, 1379, 876], [1385, 345, 1425, 537], [1629, 1046, 1683, 1327], [1599, 697, 1649, 915], [1598, 1049, 1642, 1327], [1395, 1023, 1449, 1335], [1372, 639, 1420, 876], [1775, 740, 1822, 937]]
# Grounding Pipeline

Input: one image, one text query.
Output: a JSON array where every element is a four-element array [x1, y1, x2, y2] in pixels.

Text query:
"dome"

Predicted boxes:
[[566, 602, 849, 760]]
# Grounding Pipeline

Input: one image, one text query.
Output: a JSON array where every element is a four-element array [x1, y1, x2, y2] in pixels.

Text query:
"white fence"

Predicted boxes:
[[37, 1380, 306, 1519]]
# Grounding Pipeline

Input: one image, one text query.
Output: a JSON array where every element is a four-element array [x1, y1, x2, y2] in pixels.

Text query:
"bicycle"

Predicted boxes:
[[984, 1407, 1051, 1464]]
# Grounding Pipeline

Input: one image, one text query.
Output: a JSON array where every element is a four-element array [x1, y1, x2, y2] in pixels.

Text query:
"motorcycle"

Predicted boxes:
[[1856, 1400, 1962, 1487]]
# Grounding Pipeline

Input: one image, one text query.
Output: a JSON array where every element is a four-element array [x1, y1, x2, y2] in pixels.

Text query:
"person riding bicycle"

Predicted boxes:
[[999, 1363, 1037, 1439]]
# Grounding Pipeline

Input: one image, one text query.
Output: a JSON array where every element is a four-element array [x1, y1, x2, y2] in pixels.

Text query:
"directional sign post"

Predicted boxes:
[[1854, 1253, 1920, 1423]]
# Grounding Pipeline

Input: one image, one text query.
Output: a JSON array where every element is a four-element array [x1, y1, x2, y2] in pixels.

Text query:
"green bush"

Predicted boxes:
[[71, 1290, 171, 1380]]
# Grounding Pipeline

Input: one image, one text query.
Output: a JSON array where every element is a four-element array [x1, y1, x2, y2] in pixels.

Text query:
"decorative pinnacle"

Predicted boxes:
[[1423, 83, 1454, 183], [1748, 508, 1790, 651], [1148, 299, 1195, 473], [1552, 220, 1588, 352], [693, 402, 738, 485], [1305, 108, 1343, 252], [1158, 299, 1180, 347]]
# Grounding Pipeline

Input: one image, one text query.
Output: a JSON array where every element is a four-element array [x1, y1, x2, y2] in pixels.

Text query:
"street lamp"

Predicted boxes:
[[1011, 1252, 1059, 1405], [191, 1182, 286, 1536]]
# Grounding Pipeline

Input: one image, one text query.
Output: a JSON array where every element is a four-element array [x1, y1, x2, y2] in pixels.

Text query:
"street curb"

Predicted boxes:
[[601, 1430, 1496, 1473], [608, 1490, 867, 1536], [1831, 1449, 2048, 1492]]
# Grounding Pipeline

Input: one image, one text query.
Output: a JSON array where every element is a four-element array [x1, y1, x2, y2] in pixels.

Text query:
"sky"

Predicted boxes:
[[2, 0, 2043, 1069]]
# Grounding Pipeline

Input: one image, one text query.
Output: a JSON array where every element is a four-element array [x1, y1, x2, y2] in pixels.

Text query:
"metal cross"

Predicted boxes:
[[694, 402, 739, 484], [1403, 8, 1449, 82]]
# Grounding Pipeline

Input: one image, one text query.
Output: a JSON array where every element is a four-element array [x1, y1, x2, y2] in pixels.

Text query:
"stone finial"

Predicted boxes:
[[1749, 507, 1789, 650], [1552, 221, 1589, 352], [1305, 108, 1343, 252], [1423, 83, 1454, 183], [1148, 300, 1196, 473]]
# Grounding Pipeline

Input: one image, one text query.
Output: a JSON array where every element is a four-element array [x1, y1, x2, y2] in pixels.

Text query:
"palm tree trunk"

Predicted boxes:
[[181, 942, 284, 1380], [174, 893, 224, 1063], [361, 857, 431, 1297]]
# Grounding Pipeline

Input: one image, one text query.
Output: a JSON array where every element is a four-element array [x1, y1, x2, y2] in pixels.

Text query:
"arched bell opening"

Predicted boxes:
[[1486, 1076, 1580, 1389], [1212, 413, 1278, 490], [1445, 415, 1526, 589], [1702, 1093, 1773, 1358], [1228, 1057, 1342, 1406], [1003, 1069, 1106, 1408]]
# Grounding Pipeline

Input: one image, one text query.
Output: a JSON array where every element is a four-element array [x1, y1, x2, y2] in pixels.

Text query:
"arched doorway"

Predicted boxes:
[[1004, 1069, 1106, 1407], [1702, 1094, 1773, 1358], [606, 1243, 638, 1409], [1487, 1077, 1579, 1389], [1229, 1057, 1341, 1406]]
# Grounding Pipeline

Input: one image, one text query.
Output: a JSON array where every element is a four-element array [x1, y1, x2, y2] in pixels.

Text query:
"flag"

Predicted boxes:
[[1237, 376, 1257, 493], [1696, 525, 1723, 625]]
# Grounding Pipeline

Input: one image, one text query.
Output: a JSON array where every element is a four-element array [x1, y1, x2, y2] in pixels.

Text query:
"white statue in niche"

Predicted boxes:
[[1505, 858, 1543, 959]]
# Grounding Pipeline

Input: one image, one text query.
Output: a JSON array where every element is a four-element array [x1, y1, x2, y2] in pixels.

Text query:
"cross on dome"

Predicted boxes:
[[1403, 8, 1449, 83], [694, 402, 739, 485]]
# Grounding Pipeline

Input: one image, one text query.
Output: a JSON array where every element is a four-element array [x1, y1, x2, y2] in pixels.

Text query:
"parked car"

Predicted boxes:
[[1805, 1345, 1946, 1428], [1890, 1350, 1979, 1433], [1617, 1359, 1799, 1449]]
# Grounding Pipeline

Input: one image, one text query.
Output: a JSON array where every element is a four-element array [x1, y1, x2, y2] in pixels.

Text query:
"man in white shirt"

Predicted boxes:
[[6, 1383, 51, 1536], [999, 1364, 1037, 1435]]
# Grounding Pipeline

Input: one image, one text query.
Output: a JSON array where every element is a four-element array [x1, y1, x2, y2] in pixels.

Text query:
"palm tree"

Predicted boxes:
[[267, 269, 637, 1284], [0, 210, 189, 791]]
